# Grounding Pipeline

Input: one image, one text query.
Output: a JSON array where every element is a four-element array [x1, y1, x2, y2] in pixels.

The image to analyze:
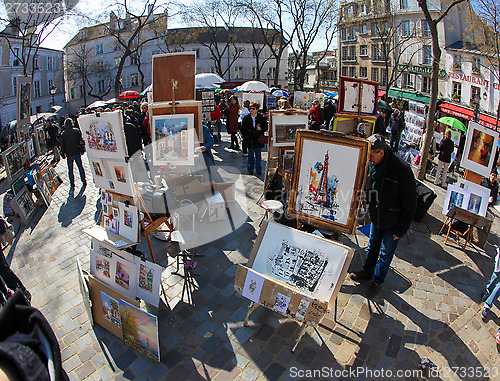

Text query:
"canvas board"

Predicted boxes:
[[460, 121, 499, 177], [3, 143, 25, 184], [78, 111, 128, 160], [118, 202, 139, 243], [248, 221, 353, 302], [11, 186, 36, 225], [271, 114, 308, 147], [242, 93, 265, 109], [152, 52, 195, 103], [289, 131, 369, 233], [456, 178, 490, 217], [135, 258, 163, 307], [119, 299, 160, 362], [151, 113, 195, 166], [361, 83, 377, 115], [88, 156, 110, 190], [442, 185, 470, 215], [293, 91, 308, 110], [339, 77, 378, 115], [341, 79, 360, 113], [106, 160, 135, 197]]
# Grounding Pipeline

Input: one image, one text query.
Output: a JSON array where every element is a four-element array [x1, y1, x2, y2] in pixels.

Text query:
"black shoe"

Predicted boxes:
[[480, 291, 489, 302], [366, 282, 380, 298], [350, 270, 372, 282], [256, 172, 262, 176]]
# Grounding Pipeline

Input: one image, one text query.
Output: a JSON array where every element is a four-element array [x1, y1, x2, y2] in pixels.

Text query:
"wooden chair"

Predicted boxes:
[[440, 208, 479, 249]]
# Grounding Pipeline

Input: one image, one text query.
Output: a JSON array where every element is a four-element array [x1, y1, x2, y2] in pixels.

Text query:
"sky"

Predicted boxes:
[[0, 0, 330, 52]]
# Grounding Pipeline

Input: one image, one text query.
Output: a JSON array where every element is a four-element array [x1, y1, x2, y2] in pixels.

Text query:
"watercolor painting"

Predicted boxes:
[[115, 260, 130, 290], [460, 121, 499, 177], [96, 257, 110, 278], [92, 161, 103, 177], [152, 114, 195, 166], [124, 210, 133, 228], [138, 263, 154, 292], [101, 291, 121, 329], [114, 166, 126, 183], [119, 299, 160, 362]]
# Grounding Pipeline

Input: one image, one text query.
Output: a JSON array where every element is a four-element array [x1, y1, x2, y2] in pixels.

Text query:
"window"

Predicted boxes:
[[400, 0, 408, 9], [401, 47, 411, 63], [253, 48, 259, 58], [402, 21, 411, 37], [195, 48, 200, 58], [372, 44, 380, 61], [342, 66, 349, 76], [342, 46, 349, 60], [131, 73, 139, 86], [47, 56, 54, 71], [96, 44, 103, 55], [452, 82, 462, 99], [453, 54, 462, 69], [130, 54, 139, 65], [341, 28, 347, 41], [372, 68, 379, 82], [473, 57, 481, 73], [210, 67, 217, 73], [98, 80, 105, 93], [12, 48, 20, 66], [70, 87, 75, 100], [34, 80, 41, 97], [360, 24, 368, 34], [12, 77, 17, 96], [350, 67, 356, 77], [360, 45, 368, 56], [471, 86, 481, 104], [268, 67, 276, 78], [234, 66, 243, 79], [349, 46, 356, 60], [403, 73, 414, 88], [360, 67, 367, 78], [349, 26, 356, 40], [34, 55, 39, 69], [48, 79, 53, 91], [96, 61, 104, 71], [422, 76, 431, 93], [381, 69, 388, 86], [421, 46, 432, 65], [422, 20, 431, 37]]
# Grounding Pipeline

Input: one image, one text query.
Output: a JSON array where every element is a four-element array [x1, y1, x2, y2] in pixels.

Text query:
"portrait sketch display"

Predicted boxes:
[[442, 185, 470, 215], [460, 121, 499, 177], [78, 111, 128, 160], [151, 114, 195, 166], [289, 131, 369, 233], [119, 299, 160, 362], [271, 114, 308, 147], [248, 221, 354, 302]]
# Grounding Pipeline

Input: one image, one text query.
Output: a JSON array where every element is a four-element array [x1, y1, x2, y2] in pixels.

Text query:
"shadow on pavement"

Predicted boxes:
[[57, 190, 87, 227]]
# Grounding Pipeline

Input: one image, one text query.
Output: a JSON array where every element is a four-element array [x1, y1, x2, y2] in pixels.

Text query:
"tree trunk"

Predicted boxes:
[[114, 52, 128, 99]]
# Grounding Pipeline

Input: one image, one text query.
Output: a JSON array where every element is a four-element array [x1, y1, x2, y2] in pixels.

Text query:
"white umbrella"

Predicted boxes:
[[88, 100, 107, 109], [195, 73, 225, 88], [105, 98, 119, 104], [236, 80, 270, 92]]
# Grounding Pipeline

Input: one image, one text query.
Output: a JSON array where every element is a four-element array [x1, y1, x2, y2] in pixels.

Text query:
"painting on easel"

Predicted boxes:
[[151, 114, 195, 166]]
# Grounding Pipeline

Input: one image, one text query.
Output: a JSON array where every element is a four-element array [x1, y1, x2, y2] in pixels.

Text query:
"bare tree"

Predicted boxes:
[[65, 42, 93, 106], [416, 0, 466, 180]]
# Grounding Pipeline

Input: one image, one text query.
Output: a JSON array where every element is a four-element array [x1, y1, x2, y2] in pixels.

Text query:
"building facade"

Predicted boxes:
[[64, 15, 288, 114], [0, 27, 65, 127]]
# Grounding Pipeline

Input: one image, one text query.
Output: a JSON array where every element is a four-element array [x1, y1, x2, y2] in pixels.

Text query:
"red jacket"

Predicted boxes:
[[211, 106, 222, 121]]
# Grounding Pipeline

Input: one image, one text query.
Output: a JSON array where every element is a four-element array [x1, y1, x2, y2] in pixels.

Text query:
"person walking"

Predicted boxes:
[[210, 102, 223, 144], [226, 96, 240, 150], [323, 99, 335, 130], [239, 100, 251, 156], [374, 110, 387, 136], [434, 129, 455, 187], [480, 247, 500, 320], [308, 99, 324, 130], [350, 134, 417, 298], [44, 118, 60, 164], [241, 102, 268, 175], [137, 102, 151, 146], [389, 109, 404, 152], [60, 118, 86, 189]]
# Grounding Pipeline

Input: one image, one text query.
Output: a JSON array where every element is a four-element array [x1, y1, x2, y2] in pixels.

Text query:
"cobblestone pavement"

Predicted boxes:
[[4, 133, 500, 380]]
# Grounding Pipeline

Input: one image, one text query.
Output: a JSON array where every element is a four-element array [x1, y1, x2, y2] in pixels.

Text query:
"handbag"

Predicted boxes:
[[258, 134, 268, 145], [413, 153, 421, 165]]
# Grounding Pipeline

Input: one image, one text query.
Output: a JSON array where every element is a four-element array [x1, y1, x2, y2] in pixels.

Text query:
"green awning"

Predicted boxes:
[[388, 89, 430, 104]]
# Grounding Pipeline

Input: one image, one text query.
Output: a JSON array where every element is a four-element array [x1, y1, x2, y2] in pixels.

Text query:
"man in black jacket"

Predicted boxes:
[[241, 102, 268, 175], [374, 111, 387, 136], [60, 118, 86, 189], [351, 134, 417, 298], [44, 119, 60, 164], [389, 109, 404, 152], [434, 129, 455, 187]]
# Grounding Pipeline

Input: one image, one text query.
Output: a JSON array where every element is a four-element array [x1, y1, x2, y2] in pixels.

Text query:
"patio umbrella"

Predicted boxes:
[[437, 117, 467, 132], [118, 90, 141, 99], [236, 81, 269, 92], [88, 100, 107, 109], [272, 89, 289, 98], [105, 98, 119, 104], [195, 73, 225, 89], [377, 99, 393, 113], [323, 91, 337, 98], [140, 84, 152, 96]]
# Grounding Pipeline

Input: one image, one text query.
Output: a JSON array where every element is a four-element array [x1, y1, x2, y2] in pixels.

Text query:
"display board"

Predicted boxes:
[[460, 121, 499, 177], [403, 100, 427, 145], [242, 93, 265, 109], [10, 186, 36, 225], [2, 143, 25, 184], [271, 113, 308, 147], [152, 52, 195, 103], [78, 111, 128, 160], [196, 89, 215, 122], [16, 75, 31, 143], [289, 131, 369, 233], [456, 178, 490, 217], [339, 77, 378, 115]]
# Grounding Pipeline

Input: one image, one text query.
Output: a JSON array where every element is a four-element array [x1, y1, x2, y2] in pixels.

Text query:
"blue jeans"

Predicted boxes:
[[247, 147, 262, 174], [67, 155, 86, 186], [363, 223, 400, 284], [484, 271, 500, 309]]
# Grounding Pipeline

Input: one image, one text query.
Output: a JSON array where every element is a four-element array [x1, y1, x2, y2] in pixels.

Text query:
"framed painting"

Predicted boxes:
[[34, 125, 47, 156], [118, 202, 139, 243], [456, 178, 490, 217], [16, 76, 31, 129], [278, 147, 295, 175], [78, 110, 128, 160], [271, 113, 308, 147], [135, 258, 163, 307], [293, 91, 308, 110], [11, 174, 26, 196], [442, 185, 470, 215], [151, 113, 195, 166], [289, 131, 369, 233], [106, 160, 135, 197], [247, 221, 354, 302], [242, 93, 265, 109], [339, 77, 378, 115], [88, 156, 110, 190], [11, 186, 36, 225], [460, 121, 499, 177], [119, 299, 160, 362], [33, 170, 52, 206], [2, 143, 25, 184], [149, 101, 202, 142]]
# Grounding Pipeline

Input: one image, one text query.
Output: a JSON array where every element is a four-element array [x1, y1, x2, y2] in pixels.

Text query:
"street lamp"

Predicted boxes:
[[267, 72, 271, 87], [50, 85, 57, 106]]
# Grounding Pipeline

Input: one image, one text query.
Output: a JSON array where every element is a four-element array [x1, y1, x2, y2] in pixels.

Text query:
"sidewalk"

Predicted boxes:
[[5, 135, 500, 380]]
